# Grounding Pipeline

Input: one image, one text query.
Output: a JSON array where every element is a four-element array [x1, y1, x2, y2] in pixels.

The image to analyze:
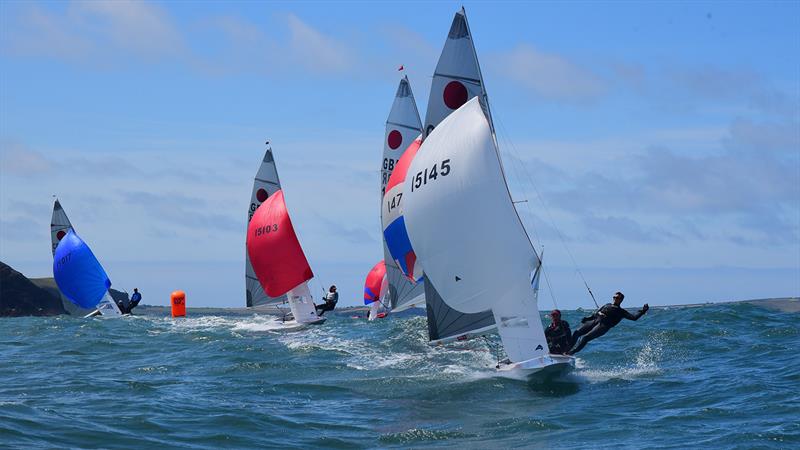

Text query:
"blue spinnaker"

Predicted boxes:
[[53, 229, 111, 309]]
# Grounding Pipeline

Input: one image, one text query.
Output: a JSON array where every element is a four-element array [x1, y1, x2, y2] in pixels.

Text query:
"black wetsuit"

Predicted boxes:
[[316, 292, 338, 315], [569, 303, 646, 354], [545, 319, 572, 354]]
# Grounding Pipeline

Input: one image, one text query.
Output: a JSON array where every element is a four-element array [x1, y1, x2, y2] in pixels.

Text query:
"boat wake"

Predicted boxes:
[[573, 338, 665, 383]]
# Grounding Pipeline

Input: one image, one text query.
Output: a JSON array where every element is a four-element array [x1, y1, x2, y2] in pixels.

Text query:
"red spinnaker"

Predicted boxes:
[[246, 189, 313, 297], [385, 137, 422, 192], [363, 261, 387, 305]]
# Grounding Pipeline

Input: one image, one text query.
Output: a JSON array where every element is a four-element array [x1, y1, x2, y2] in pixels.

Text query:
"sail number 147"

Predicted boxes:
[[411, 159, 451, 192]]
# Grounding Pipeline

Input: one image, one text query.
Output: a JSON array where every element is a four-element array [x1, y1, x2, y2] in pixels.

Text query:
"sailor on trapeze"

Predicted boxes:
[[566, 291, 649, 355], [316, 285, 338, 316]]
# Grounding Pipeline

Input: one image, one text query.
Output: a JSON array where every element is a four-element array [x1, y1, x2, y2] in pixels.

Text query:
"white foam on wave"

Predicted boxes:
[[139, 313, 291, 336], [271, 317, 499, 383], [575, 338, 664, 383], [231, 316, 304, 332]]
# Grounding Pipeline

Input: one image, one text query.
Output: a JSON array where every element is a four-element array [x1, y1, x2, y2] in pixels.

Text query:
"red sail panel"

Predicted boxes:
[[385, 136, 422, 192], [246, 189, 313, 297], [363, 261, 386, 305]]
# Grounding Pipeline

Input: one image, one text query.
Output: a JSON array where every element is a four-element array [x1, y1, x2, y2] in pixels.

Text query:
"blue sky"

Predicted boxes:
[[1, 1, 798, 308]]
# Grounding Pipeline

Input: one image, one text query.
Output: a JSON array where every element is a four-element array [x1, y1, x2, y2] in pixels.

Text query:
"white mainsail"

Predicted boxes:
[[50, 199, 121, 317], [382, 76, 426, 311], [417, 7, 497, 341], [245, 145, 288, 307], [403, 98, 550, 364]]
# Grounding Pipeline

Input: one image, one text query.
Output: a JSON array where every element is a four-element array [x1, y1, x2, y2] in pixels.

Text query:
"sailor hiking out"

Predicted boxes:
[[567, 292, 649, 355], [316, 285, 338, 315]]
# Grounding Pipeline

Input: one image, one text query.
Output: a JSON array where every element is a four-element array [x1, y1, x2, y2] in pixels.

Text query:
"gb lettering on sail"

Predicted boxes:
[[381, 136, 426, 311], [382, 76, 422, 197], [380, 76, 426, 312]]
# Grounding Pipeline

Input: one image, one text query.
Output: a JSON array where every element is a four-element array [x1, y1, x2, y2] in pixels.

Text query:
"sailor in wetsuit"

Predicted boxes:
[[545, 309, 572, 354], [129, 288, 142, 313], [316, 285, 338, 315], [115, 288, 142, 314], [567, 292, 649, 355]]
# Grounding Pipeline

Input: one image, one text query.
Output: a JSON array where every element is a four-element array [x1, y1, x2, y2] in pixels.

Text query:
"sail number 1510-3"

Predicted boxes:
[[411, 159, 451, 192]]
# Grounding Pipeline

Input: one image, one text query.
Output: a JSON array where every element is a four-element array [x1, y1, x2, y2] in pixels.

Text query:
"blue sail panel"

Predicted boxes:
[[53, 230, 111, 309], [383, 216, 423, 283]]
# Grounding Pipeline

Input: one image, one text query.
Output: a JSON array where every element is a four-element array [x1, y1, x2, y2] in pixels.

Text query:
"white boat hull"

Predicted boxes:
[[497, 354, 575, 378], [269, 315, 327, 330]]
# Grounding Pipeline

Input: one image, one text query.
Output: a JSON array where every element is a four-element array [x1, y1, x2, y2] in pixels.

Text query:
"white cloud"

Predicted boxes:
[[286, 13, 354, 74], [491, 44, 607, 103], [0, 142, 53, 176], [2, 1, 184, 66], [71, 0, 183, 59]]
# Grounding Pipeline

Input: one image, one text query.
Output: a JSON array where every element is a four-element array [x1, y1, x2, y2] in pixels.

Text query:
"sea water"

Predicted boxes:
[[1, 303, 797, 449]]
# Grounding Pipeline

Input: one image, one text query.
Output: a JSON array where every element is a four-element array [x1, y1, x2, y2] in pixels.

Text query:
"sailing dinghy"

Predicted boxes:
[[51, 200, 122, 317], [245, 144, 288, 309], [363, 261, 389, 320], [380, 76, 426, 313], [404, 98, 574, 376], [246, 152, 325, 328], [404, 7, 573, 376], [53, 229, 123, 317]]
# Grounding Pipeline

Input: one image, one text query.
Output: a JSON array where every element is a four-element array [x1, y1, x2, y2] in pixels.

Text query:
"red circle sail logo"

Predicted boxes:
[[387, 130, 402, 150], [56, 230, 66, 240], [443, 81, 468, 110], [256, 188, 269, 202]]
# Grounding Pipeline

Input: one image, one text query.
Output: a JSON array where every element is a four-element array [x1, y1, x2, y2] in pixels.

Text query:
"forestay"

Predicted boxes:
[[245, 146, 288, 307], [403, 98, 548, 362], [381, 76, 425, 311]]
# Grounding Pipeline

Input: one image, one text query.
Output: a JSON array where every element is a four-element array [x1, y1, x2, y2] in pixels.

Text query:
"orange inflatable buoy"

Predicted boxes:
[[171, 290, 186, 317]]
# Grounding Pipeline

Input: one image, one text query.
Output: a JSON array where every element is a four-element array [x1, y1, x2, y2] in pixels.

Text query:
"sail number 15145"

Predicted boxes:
[[411, 159, 451, 192]]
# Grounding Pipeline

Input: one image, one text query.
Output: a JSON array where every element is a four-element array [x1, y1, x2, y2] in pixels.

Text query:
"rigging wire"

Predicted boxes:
[[493, 113, 599, 309], [541, 266, 559, 310], [481, 335, 504, 369]]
